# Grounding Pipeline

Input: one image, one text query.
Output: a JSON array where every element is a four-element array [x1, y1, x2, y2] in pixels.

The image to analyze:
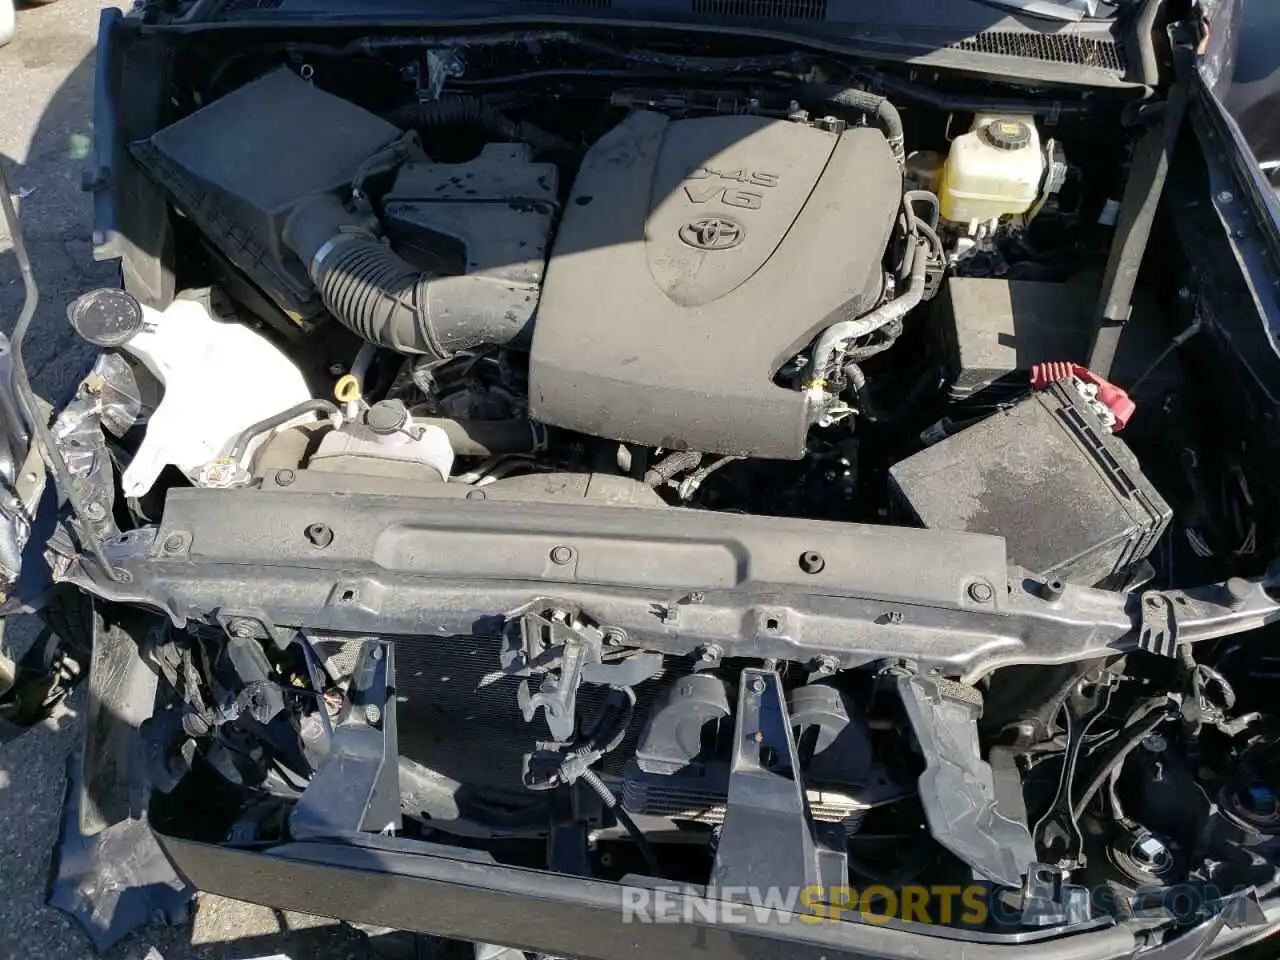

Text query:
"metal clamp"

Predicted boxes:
[[1137, 592, 1178, 658], [503, 604, 661, 741]]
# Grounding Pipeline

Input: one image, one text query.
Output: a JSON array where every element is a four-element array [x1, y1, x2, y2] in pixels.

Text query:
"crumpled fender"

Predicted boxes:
[[47, 609, 193, 951]]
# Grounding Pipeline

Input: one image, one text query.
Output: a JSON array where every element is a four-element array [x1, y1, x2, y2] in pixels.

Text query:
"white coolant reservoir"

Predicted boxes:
[[67, 288, 313, 497], [940, 114, 1045, 228], [308, 400, 455, 482]]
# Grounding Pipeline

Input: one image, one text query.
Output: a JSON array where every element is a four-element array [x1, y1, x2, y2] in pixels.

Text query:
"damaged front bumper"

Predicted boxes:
[[42, 488, 1280, 956], [61, 601, 1280, 960]]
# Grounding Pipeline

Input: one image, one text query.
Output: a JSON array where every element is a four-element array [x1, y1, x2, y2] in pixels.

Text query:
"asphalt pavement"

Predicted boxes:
[[0, 1, 368, 955]]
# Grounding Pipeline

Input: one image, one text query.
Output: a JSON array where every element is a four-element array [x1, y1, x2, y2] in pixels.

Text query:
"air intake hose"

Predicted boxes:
[[283, 195, 536, 358]]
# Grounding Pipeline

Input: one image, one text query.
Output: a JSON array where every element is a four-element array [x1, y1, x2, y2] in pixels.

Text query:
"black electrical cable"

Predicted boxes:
[[1071, 700, 1176, 822], [0, 159, 118, 582], [852, 69, 1098, 118], [579, 768, 662, 877], [571, 39, 809, 74], [450, 68, 785, 88], [385, 96, 574, 156]]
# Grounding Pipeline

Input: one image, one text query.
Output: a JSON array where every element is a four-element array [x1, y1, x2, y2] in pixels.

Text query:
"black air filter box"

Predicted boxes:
[[889, 381, 1171, 586], [132, 68, 401, 319]]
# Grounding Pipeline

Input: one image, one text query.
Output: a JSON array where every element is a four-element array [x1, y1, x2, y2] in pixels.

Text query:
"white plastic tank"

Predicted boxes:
[[939, 114, 1046, 229], [309, 399, 455, 482], [0, 0, 13, 49], [66, 288, 314, 497]]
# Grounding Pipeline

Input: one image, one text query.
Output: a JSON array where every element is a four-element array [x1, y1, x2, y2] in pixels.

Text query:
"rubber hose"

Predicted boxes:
[[807, 238, 929, 391], [804, 85, 905, 164], [840, 319, 904, 364], [896, 194, 918, 282], [904, 190, 941, 229], [1129, 0, 1162, 88], [852, 71, 1093, 118], [283, 195, 538, 358], [915, 219, 943, 263], [228, 399, 340, 462], [644, 450, 703, 487], [386, 96, 573, 155], [413, 417, 540, 457], [843, 363, 882, 422]]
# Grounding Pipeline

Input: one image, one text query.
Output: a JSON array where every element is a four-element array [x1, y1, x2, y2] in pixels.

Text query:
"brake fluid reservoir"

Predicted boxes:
[[940, 114, 1045, 227]]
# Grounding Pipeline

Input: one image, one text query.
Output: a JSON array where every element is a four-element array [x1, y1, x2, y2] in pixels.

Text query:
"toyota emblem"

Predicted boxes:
[[679, 217, 745, 251]]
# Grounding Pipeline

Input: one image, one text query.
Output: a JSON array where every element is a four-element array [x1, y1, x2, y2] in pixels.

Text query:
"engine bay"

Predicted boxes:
[[78, 44, 1198, 569], [28, 21, 1280, 953]]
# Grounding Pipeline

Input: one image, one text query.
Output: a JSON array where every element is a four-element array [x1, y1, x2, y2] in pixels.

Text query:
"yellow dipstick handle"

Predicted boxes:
[[334, 374, 362, 405]]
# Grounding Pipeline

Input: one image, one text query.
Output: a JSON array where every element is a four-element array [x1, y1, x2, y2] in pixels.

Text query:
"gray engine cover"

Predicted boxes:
[[529, 111, 901, 458]]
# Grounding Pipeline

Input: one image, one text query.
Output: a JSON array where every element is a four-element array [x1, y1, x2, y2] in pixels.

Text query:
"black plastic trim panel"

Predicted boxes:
[[158, 834, 1143, 960]]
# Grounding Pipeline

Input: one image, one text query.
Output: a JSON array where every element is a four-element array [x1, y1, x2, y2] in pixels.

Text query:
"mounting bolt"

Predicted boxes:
[[305, 523, 334, 548], [162, 534, 185, 555], [364, 703, 382, 726], [276, 469, 295, 487], [230, 619, 256, 639], [1131, 831, 1170, 869], [83, 502, 106, 522], [1224, 577, 1251, 609], [1218, 190, 1234, 204], [328, 362, 346, 376], [816, 654, 839, 675], [1142, 733, 1168, 754], [699, 643, 722, 663], [967, 581, 994, 603], [602, 627, 628, 645], [1042, 579, 1065, 601], [549, 544, 574, 565], [798, 551, 825, 574], [883, 610, 904, 625], [748, 676, 766, 694]]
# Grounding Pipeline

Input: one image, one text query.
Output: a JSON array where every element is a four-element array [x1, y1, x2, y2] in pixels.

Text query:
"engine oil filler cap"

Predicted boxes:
[[68, 288, 145, 347], [981, 119, 1033, 151]]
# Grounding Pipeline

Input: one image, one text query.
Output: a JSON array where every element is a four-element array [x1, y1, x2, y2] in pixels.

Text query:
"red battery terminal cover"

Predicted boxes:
[[1030, 362, 1136, 431]]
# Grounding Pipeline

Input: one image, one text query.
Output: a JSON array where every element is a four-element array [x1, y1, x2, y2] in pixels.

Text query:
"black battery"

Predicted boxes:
[[888, 380, 1172, 586]]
